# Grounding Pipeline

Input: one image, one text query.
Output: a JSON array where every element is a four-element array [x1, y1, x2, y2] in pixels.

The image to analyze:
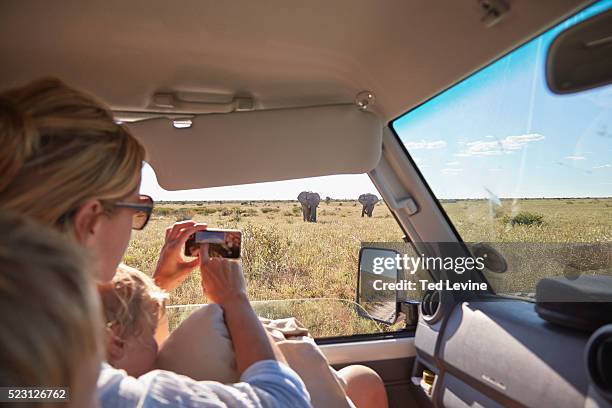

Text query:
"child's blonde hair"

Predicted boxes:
[[100, 264, 168, 341], [0, 212, 102, 397]]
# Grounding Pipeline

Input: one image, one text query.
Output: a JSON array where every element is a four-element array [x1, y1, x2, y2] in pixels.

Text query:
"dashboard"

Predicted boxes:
[[413, 296, 611, 407]]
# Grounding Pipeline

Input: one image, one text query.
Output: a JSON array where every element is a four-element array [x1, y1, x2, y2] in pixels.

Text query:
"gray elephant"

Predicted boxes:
[[358, 193, 379, 217], [297, 191, 321, 222]]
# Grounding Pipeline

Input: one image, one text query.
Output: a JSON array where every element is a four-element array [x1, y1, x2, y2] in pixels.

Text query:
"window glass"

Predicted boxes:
[[123, 165, 406, 338], [392, 1, 612, 298]]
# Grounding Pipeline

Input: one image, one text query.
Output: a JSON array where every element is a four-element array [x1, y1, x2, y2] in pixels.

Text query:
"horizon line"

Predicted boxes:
[[154, 196, 612, 203]]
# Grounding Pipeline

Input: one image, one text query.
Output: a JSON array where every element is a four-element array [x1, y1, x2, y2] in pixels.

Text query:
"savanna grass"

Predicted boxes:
[[125, 198, 612, 337]]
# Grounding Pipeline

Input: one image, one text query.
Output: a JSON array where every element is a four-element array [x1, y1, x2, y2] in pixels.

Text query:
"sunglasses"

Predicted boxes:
[[114, 194, 154, 230]]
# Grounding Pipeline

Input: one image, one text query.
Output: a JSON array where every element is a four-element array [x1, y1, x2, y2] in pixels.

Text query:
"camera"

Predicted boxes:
[[184, 229, 242, 259]]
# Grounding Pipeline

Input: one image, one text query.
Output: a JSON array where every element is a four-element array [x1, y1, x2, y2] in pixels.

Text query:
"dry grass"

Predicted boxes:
[[123, 198, 612, 337]]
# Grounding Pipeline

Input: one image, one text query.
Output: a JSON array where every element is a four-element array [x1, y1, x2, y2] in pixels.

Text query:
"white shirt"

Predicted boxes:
[[97, 360, 312, 407]]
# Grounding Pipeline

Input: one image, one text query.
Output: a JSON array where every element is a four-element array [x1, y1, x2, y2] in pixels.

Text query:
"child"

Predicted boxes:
[[99, 264, 168, 378], [100, 264, 387, 408], [0, 212, 103, 408]]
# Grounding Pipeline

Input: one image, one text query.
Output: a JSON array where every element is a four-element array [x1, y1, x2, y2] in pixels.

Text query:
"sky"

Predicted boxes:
[[141, 165, 378, 201], [142, 0, 612, 201]]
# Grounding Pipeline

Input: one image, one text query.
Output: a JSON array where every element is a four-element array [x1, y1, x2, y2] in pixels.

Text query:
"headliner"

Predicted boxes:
[[0, 0, 593, 123]]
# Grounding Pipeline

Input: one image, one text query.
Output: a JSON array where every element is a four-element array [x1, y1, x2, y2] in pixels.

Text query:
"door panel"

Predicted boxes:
[[320, 337, 423, 407], [319, 337, 416, 365]]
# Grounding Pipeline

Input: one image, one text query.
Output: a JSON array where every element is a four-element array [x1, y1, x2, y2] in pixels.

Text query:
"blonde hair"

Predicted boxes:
[[0, 78, 146, 230], [100, 264, 167, 341], [0, 212, 102, 396]]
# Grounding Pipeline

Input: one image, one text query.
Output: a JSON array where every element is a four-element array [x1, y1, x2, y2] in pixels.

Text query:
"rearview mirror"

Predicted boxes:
[[356, 247, 400, 324], [546, 8, 612, 94]]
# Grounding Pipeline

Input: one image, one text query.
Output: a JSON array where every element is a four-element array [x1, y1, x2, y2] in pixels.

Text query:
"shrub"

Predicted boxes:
[[194, 207, 218, 216], [174, 209, 195, 221], [261, 207, 280, 214], [502, 211, 544, 226], [241, 224, 291, 285], [221, 207, 238, 216], [241, 208, 258, 217], [153, 207, 174, 217], [221, 207, 257, 220], [282, 210, 293, 216]]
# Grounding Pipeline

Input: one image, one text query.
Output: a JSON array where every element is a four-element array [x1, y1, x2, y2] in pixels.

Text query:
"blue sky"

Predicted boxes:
[[142, 1, 611, 201]]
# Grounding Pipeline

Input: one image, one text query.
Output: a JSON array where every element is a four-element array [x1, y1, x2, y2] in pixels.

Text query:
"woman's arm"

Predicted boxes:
[[151, 220, 286, 368], [99, 359, 311, 408], [198, 251, 287, 373], [98, 246, 310, 408], [152, 221, 207, 292]]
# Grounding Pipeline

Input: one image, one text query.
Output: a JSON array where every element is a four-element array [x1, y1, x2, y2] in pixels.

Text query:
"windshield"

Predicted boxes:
[[392, 1, 612, 298]]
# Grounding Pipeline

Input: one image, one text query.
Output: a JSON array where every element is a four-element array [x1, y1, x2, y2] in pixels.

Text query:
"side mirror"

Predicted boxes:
[[356, 247, 400, 324], [468, 242, 508, 274], [546, 8, 612, 94]]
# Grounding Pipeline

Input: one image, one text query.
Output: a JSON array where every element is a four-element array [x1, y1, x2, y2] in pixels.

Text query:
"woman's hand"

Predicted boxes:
[[199, 249, 283, 373], [152, 221, 207, 292], [199, 247, 248, 305]]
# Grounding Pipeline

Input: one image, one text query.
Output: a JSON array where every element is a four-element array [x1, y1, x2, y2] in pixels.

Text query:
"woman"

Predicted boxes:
[[0, 78, 388, 408], [0, 78, 310, 408]]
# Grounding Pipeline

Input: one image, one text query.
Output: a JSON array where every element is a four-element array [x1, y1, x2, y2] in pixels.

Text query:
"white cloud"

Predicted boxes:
[[446, 161, 460, 166], [593, 164, 612, 169], [441, 167, 463, 176], [405, 140, 447, 150], [566, 155, 586, 161], [456, 133, 545, 157]]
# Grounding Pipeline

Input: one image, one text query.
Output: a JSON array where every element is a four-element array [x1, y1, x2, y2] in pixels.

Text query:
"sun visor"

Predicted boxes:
[[128, 104, 382, 190]]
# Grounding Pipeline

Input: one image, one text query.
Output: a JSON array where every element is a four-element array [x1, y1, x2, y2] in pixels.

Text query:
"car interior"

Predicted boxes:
[[2, 1, 611, 407]]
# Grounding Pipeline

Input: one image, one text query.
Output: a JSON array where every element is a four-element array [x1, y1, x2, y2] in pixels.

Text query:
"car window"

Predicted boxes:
[[392, 1, 612, 299], [123, 164, 407, 338]]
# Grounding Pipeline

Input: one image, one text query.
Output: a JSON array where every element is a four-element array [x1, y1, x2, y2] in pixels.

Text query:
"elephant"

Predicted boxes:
[[297, 191, 321, 222], [358, 193, 380, 217]]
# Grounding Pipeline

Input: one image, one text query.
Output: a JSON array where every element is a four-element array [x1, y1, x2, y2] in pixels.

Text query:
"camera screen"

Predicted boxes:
[[195, 230, 226, 244], [185, 229, 241, 259]]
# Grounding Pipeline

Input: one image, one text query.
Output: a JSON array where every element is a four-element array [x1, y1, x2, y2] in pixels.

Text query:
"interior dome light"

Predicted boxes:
[[172, 119, 193, 129]]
